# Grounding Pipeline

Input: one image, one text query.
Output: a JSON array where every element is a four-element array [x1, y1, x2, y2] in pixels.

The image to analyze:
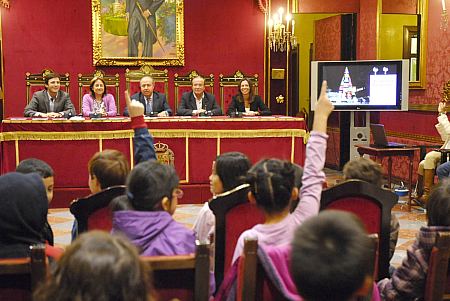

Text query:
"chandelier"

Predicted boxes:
[[267, 7, 297, 52]]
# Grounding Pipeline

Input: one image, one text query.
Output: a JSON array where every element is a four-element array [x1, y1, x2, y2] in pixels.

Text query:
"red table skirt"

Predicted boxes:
[[1, 117, 306, 207]]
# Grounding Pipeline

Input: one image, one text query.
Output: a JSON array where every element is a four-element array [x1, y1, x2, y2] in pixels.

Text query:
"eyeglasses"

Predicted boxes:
[[172, 188, 184, 199]]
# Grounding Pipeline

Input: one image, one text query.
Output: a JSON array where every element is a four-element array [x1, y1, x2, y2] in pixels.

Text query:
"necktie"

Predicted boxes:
[[146, 98, 153, 114], [49, 97, 55, 112]]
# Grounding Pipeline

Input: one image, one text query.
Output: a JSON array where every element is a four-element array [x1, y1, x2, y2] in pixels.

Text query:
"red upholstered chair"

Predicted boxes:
[[209, 196, 265, 290], [69, 185, 126, 233], [0, 244, 47, 301], [320, 179, 397, 280], [219, 70, 259, 113], [174, 70, 214, 111], [25, 69, 70, 104], [125, 63, 169, 111], [141, 241, 210, 301], [77, 70, 120, 114], [424, 231, 450, 301]]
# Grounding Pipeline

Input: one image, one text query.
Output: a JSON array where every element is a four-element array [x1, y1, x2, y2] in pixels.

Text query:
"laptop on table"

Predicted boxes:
[[370, 124, 406, 148]]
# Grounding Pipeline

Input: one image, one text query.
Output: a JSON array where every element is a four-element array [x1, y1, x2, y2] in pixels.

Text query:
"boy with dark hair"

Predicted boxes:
[[16, 158, 55, 245], [290, 210, 375, 301]]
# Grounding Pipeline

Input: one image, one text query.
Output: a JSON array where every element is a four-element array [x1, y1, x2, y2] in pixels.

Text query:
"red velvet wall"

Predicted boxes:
[[358, 0, 378, 60], [1, 0, 265, 117], [314, 16, 341, 61]]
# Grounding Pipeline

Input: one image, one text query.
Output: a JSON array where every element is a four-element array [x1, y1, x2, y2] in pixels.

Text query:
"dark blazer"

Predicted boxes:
[[177, 91, 222, 116], [24, 90, 76, 117], [123, 91, 172, 116], [226, 95, 271, 116]]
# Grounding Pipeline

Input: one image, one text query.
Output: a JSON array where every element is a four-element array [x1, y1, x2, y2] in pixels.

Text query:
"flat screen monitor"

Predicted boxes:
[[310, 60, 409, 111]]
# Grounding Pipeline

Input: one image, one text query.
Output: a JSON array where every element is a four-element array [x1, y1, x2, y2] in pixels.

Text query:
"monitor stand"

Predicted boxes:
[[349, 111, 370, 160]]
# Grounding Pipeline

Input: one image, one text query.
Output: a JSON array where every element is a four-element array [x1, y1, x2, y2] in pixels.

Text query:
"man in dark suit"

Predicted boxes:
[[126, 0, 164, 57], [177, 76, 222, 116], [123, 76, 172, 117], [24, 73, 76, 118]]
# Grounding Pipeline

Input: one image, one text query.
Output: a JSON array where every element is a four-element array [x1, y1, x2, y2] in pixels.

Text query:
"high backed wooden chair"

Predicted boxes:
[[25, 69, 70, 104], [69, 185, 126, 233], [125, 63, 169, 106], [173, 70, 214, 111], [424, 231, 450, 301], [141, 241, 210, 301], [320, 179, 397, 279], [209, 190, 265, 290], [0, 244, 47, 301], [219, 70, 259, 112], [77, 70, 120, 114]]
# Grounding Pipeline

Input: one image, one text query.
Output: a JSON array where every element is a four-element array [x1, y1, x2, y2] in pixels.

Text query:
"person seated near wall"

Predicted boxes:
[[177, 76, 222, 116], [24, 72, 76, 118], [378, 179, 450, 300], [291, 211, 377, 301], [16, 158, 55, 246], [82, 76, 117, 117], [416, 100, 450, 204], [226, 78, 271, 116], [123, 76, 172, 117]]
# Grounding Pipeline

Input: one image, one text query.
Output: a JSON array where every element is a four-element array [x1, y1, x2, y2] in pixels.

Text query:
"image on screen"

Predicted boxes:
[[320, 62, 399, 107]]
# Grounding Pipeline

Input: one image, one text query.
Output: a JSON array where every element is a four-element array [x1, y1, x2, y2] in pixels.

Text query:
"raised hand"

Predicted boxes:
[[125, 90, 144, 118], [313, 80, 334, 133]]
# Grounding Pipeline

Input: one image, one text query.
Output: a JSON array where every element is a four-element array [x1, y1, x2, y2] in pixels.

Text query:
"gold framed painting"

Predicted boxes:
[[92, 0, 184, 66]]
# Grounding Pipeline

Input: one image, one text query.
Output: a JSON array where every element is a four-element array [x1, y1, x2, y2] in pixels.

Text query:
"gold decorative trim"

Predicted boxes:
[[185, 136, 189, 182], [0, 129, 306, 142], [129, 137, 134, 169], [408, 104, 436, 112], [15, 139, 19, 166], [291, 136, 295, 162], [386, 130, 441, 144], [99, 138, 103, 151]]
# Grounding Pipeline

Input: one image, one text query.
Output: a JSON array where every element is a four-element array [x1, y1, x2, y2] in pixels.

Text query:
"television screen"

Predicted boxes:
[[310, 60, 409, 111]]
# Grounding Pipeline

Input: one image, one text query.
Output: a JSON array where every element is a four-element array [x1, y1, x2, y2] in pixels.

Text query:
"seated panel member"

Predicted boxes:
[[82, 77, 117, 117], [177, 76, 222, 116], [123, 76, 172, 117], [24, 72, 76, 118], [227, 78, 271, 116]]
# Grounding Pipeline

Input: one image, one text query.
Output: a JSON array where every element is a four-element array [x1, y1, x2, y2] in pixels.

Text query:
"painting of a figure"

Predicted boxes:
[[92, 0, 184, 66]]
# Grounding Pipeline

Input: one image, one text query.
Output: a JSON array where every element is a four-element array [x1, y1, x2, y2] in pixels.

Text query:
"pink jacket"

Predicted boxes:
[[82, 93, 117, 117]]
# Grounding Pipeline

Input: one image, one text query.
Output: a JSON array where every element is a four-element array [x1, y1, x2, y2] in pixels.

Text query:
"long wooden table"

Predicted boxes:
[[356, 144, 419, 211], [1, 116, 306, 207]]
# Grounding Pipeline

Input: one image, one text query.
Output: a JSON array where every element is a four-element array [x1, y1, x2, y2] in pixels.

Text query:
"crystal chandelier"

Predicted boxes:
[[267, 7, 297, 52]]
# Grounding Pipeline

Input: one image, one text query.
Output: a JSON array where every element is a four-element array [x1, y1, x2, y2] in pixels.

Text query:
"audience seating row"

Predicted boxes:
[[25, 65, 259, 115], [0, 242, 210, 301]]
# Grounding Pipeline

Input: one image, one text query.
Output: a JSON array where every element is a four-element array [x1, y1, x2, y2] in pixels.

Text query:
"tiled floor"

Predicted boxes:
[[49, 168, 427, 268]]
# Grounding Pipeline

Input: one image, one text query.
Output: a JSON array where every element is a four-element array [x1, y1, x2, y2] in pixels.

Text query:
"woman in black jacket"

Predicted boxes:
[[227, 78, 271, 116]]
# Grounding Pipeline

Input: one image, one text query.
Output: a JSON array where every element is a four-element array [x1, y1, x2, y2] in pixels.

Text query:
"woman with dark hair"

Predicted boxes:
[[193, 152, 251, 241], [226, 78, 271, 116], [378, 178, 450, 300], [111, 160, 195, 256], [34, 231, 152, 301], [82, 77, 117, 117]]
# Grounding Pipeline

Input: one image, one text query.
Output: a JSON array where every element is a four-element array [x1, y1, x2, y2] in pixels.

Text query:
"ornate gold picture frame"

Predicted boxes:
[[92, 0, 184, 66]]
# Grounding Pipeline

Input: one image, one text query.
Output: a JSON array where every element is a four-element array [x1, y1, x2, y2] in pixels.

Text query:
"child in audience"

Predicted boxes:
[[231, 80, 333, 263], [111, 160, 196, 256], [34, 231, 152, 301], [290, 210, 376, 301], [378, 178, 450, 300], [16, 158, 55, 245], [70, 149, 130, 239], [342, 157, 400, 263], [0, 172, 49, 258], [193, 151, 251, 242]]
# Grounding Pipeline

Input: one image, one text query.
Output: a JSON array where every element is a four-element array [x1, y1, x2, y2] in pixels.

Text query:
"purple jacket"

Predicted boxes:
[[82, 93, 117, 117], [112, 210, 196, 256]]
